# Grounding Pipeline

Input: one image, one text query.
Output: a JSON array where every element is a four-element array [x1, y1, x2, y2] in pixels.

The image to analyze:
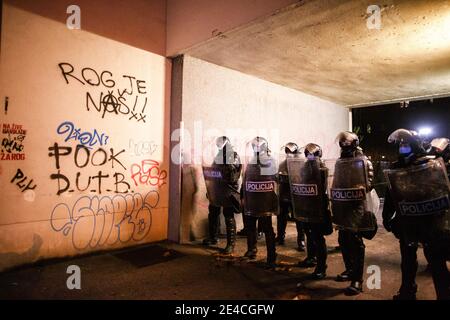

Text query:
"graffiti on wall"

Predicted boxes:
[[129, 139, 158, 157], [1, 123, 26, 160], [50, 190, 159, 250], [57, 121, 109, 149], [10, 168, 37, 192], [130, 159, 167, 187], [58, 63, 149, 123], [48, 143, 131, 195]]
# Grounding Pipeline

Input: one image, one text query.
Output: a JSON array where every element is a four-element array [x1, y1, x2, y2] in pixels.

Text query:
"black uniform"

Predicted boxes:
[[288, 146, 333, 277], [383, 155, 450, 300], [336, 149, 374, 285], [431, 137, 450, 262], [277, 158, 306, 250], [242, 137, 278, 265], [202, 142, 242, 254], [331, 132, 376, 296]]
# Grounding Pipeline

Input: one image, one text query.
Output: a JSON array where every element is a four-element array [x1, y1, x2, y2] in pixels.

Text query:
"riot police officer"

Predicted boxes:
[[276, 142, 306, 251], [242, 137, 278, 266], [331, 131, 376, 295], [288, 143, 333, 279], [383, 129, 450, 300], [202, 136, 242, 254], [431, 137, 450, 264]]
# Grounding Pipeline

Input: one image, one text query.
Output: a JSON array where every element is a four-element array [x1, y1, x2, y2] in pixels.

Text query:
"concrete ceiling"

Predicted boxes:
[[184, 0, 450, 107]]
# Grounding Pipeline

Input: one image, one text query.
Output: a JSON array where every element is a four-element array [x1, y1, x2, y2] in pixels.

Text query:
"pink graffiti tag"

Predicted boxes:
[[130, 160, 167, 187]]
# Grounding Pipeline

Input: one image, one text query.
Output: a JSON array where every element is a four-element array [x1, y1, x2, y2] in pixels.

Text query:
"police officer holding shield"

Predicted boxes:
[[202, 136, 242, 254], [331, 131, 376, 295], [383, 129, 450, 300], [276, 142, 306, 251], [288, 143, 333, 279], [242, 137, 278, 266]]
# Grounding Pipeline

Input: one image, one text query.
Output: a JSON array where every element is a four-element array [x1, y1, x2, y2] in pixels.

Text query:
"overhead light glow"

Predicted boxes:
[[418, 127, 432, 136]]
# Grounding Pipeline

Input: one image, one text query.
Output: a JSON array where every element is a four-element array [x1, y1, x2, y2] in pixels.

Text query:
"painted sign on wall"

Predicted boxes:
[[1, 123, 27, 160]]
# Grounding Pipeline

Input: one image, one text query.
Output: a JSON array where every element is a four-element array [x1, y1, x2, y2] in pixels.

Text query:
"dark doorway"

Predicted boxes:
[[352, 96, 450, 196], [352, 97, 450, 162]]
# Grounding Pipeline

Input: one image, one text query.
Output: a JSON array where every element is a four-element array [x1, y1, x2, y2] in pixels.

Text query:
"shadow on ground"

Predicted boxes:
[[0, 222, 442, 300]]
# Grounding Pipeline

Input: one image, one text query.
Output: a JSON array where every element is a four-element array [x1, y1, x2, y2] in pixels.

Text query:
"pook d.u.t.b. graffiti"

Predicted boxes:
[[50, 190, 159, 250], [49, 143, 131, 195], [1, 123, 26, 160], [58, 63, 149, 123]]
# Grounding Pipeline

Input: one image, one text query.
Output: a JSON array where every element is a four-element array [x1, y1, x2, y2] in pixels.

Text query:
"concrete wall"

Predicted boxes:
[[166, 0, 299, 56], [5, 0, 167, 56], [179, 56, 348, 242], [0, 2, 170, 271]]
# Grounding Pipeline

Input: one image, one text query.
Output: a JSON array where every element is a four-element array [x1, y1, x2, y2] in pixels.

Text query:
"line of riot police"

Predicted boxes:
[[201, 131, 450, 299]]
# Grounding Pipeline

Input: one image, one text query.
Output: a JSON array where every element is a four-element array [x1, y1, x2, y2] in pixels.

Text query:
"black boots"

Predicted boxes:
[[297, 239, 306, 251], [202, 238, 218, 245], [297, 224, 306, 251], [245, 216, 277, 266], [275, 235, 285, 245], [336, 270, 352, 282], [311, 265, 327, 280], [245, 226, 258, 260], [276, 214, 287, 245], [244, 249, 257, 259], [265, 226, 277, 266], [222, 216, 236, 254], [202, 212, 219, 246], [298, 257, 317, 268], [393, 285, 417, 300], [345, 281, 363, 296], [337, 249, 353, 281]]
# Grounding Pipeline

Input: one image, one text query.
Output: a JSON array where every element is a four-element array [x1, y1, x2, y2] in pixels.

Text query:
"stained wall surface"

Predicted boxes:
[[179, 56, 348, 241], [185, 0, 450, 106], [0, 2, 171, 271], [166, 0, 298, 56]]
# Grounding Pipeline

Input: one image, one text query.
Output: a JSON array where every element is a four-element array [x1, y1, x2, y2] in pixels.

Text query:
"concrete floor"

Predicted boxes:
[[0, 220, 444, 300]]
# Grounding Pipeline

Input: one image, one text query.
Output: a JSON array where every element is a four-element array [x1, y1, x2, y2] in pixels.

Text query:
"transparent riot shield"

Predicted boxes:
[[330, 157, 376, 232], [278, 151, 292, 204], [287, 157, 327, 223], [202, 137, 241, 207], [384, 158, 450, 221], [243, 140, 279, 217]]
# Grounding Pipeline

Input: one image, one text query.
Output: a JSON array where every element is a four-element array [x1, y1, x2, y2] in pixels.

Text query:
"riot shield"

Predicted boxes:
[[330, 157, 376, 232], [287, 157, 327, 223], [278, 151, 292, 204], [384, 158, 450, 220], [243, 141, 279, 217], [278, 148, 305, 204], [202, 137, 241, 207]]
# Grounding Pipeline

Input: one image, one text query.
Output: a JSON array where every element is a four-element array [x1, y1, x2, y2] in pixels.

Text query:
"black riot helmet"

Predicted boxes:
[[215, 136, 231, 150], [304, 143, 323, 159], [336, 131, 359, 152], [251, 136, 269, 154], [387, 129, 426, 157], [283, 142, 299, 155]]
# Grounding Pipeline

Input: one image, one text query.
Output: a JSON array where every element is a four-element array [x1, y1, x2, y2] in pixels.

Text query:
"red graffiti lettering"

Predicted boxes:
[[130, 160, 167, 187]]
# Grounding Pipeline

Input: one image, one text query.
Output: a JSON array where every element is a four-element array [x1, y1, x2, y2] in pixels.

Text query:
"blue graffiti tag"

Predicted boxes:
[[57, 121, 109, 149]]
